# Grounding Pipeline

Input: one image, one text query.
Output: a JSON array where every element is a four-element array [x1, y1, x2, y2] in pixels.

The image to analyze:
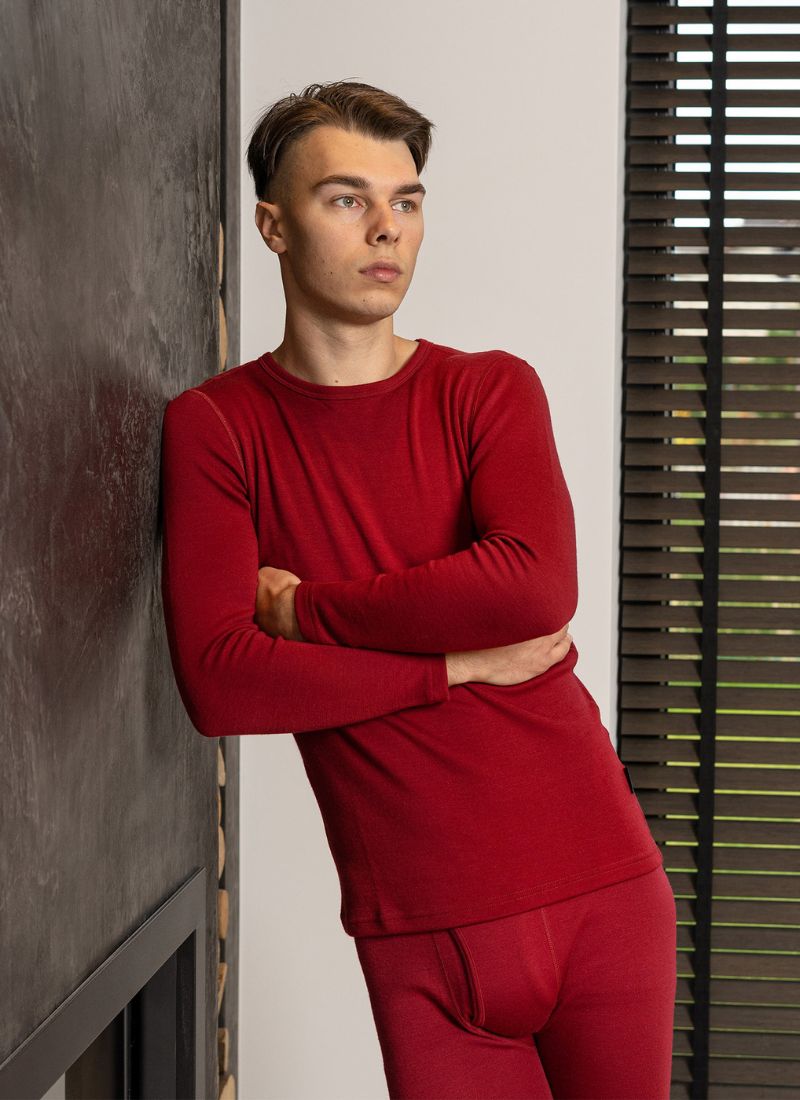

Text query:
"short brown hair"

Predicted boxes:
[[245, 79, 435, 204]]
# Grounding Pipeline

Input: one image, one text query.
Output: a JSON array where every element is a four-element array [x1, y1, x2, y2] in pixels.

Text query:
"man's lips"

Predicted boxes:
[[361, 260, 401, 273], [360, 265, 401, 282]]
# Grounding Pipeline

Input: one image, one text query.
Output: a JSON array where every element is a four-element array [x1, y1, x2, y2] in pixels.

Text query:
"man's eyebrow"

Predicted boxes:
[[311, 174, 426, 197]]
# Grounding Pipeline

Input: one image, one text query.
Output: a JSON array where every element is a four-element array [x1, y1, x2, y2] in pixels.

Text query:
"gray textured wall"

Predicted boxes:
[[0, 1, 235, 1093]]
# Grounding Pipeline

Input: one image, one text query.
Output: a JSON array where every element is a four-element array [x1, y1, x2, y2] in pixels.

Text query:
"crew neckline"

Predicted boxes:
[[257, 338, 434, 400]]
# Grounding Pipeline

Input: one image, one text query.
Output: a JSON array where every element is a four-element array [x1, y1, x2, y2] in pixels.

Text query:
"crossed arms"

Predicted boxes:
[[159, 355, 578, 738]]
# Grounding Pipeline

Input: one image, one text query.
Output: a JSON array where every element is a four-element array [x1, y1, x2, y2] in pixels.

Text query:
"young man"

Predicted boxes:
[[160, 80, 677, 1099]]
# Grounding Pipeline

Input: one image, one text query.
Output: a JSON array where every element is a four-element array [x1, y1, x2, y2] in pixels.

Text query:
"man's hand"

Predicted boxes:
[[255, 566, 305, 641], [446, 623, 573, 687]]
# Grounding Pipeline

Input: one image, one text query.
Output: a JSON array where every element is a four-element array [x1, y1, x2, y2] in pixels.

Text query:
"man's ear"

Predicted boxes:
[[255, 200, 284, 253]]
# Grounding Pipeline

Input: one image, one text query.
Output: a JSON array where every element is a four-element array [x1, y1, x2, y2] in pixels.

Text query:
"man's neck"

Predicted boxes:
[[270, 333, 418, 387]]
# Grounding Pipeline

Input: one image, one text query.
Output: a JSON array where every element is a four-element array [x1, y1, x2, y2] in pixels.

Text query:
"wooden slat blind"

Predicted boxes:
[[622, 2, 800, 1096]]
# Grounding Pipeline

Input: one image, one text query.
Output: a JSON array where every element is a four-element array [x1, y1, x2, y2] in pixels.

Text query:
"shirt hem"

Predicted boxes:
[[342, 845, 664, 938]]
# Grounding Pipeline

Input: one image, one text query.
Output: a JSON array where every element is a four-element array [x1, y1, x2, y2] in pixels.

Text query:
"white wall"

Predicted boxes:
[[239, 2, 627, 1095]]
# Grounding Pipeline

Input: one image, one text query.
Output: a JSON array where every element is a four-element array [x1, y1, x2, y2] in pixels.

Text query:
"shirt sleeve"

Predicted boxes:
[[159, 387, 450, 738], [293, 354, 579, 654]]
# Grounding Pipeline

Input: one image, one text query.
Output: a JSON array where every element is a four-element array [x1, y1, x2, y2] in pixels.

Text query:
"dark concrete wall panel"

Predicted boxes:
[[1, 2, 228, 1093]]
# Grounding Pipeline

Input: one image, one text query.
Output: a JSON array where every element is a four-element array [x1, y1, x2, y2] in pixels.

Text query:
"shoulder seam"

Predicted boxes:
[[467, 354, 509, 456], [186, 388, 247, 478]]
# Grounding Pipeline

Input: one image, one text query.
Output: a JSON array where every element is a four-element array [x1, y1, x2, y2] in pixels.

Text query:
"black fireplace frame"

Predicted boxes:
[[0, 868, 206, 1100]]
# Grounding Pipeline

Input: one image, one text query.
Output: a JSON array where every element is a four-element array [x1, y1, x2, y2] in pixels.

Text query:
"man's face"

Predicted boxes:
[[255, 125, 426, 324]]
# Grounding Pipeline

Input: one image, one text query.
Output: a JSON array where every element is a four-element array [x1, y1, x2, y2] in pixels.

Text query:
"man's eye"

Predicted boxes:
[[332, 196, 418, 212]]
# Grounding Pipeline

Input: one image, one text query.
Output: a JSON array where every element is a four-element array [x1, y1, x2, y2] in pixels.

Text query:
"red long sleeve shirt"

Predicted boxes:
[[160, 337, 662, 937]]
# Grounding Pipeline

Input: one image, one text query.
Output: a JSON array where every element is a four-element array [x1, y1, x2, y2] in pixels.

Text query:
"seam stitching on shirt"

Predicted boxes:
[[466, 355, 508, 458], [188, 388, 247, 478]]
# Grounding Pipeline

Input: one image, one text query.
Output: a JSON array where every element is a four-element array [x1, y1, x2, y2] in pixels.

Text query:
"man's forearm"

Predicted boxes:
[[291, 537, 577, 655], [445, 651, 474, 687]]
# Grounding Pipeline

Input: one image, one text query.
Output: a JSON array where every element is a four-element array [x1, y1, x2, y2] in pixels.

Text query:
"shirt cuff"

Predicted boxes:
[[428, 654, 450, 702], [293, 580, 321, 644]]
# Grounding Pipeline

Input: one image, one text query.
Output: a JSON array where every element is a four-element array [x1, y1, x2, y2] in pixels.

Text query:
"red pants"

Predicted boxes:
[[354, 865, 677, 1099]]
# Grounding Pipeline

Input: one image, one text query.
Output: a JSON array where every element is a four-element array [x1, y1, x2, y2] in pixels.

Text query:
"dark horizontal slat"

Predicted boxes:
[[620, 570, 800, 602], [673, 945, 800, 984], [641, 790, 696, 814], [621, 708, 799, 740], [631, 168, 800, 192], [625, 364, 800, 387], [621, 529, 771, 556], [666, 843, 800, 877], [673, 1025, 800, 1078], [630, 5, 800, 26], [623, 468, 800, 496], [622, 681, 800, 712], [629, 143, 800, 167], [667, 870, 800, 907], [630, 197, 800, 219], [623, 414, 800, 442], [625, 572, 800, 607], [622, 546, 800, 579], [628, 254, 800, 278], [627, 306, 800, 331], [621, 709, 702, 736], [625, 444, 800, 475], [622, 523, 800, 551], [631, 87, 800, 110], [711, 1031, 800, 1060], [626, 281, 800, 305], [674, 1026, 694, 1055], [707, 1082, 800, 1098], [629, 762, 800, 795], [625, 385, 800, 412], [703, 1003, 800, 1032], [631, 116, 800, 138], [631, 32, 800, 54], [625, 497, 800, 525], [620, 630, 800, 661], [643, 791, 800, 819], [623, 735, 800, 768], [617, 500, 692, 523], [703, 954, 800, 981], [648, 818, 800, 847], [706, 1062, 800, 1089], [675, 896, 800, 927], [621, 655, 800, 689], [621, 600, 797, 633], [628, 223, 800, 246], [713, 922, 800, 951], [665, 846, 797, 875], [631, 59, 800, 82]]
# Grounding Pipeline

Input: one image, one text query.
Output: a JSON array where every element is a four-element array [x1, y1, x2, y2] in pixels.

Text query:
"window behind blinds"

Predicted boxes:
[[622, 1, 800, 1096]]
